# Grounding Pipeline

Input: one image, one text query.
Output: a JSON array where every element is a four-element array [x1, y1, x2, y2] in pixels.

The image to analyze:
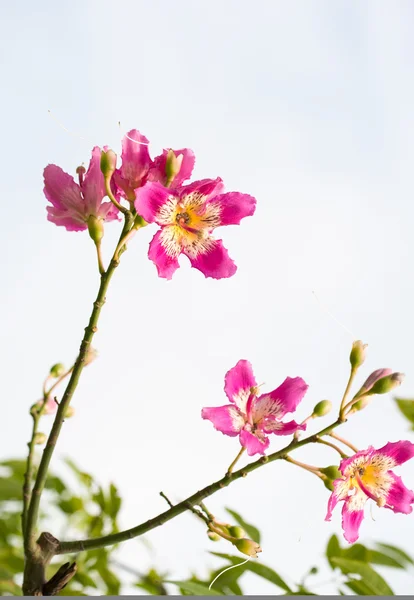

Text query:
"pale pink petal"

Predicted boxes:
[[325, 479, 348, 521], [183, 238, 237, 279], [97, 200, 121, 222], [82, 146, 107, 215], [177, 177, 225, 201], [239, 429, 269, 456], [46, 206, 86, 231], [148, 148, 195, 187], [361, 368, 393, 391], [224, 360, 257, 411], [148, 230, 180, 280], [135, 182, 174, 224], [208, 192, 256, 226], [342, 502, 364, 543], [201, 405, 245, 437], [264, 377, 308, 419], [261, 418, 306, 435], [44, 165, 83, 212], [385, 472, 414, 514], [120, 129, 151, 189], [376, 441, 414, 466]]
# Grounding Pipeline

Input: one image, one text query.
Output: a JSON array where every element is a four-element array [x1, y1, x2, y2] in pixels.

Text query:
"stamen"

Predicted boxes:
[[118, 121, 150, 146], [311, 291, 356, 339], [48, 110, 94, 144]]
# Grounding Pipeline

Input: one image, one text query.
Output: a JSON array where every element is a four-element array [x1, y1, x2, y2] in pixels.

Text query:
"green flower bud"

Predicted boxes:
[[34, 432, 47, 445], [351, 396, 372, 412], [368, 372, 405, 395], [320, 465, 341, 480], [133, 214, 148, 230], [50, 363, 65, 378], [165, 149, 183, 186], [233, 538, 262, 558], [312, 400, 332, 417], [85, 347, 98, 366], [228, 526, 246, 539], [323, 478, 334, 491], [65, 406, 75, 419], [100, 149, 117, 178], [88, 215, 104, 244], [207, 531, 221, 542], [350, 340, 367, 369]]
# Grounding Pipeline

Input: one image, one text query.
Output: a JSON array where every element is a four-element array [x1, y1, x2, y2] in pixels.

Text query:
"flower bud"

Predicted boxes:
[[34, 432, 47, 445], [350, 340, 367, 369], [320, 465, 341, 480], [207, 531, 221, 542], [88, 215, 104, 244], [100, 149, 117, 178], [85, 347, 98, 366], [233, 538, 262, 558], [228, 526, 246, 539], [165, 149, 183, 186], [65, 406, 75, 418], [367, 372, 404, 395], [351, 396, 372, 413], [359, 368, 393, 393], [50, 363, 65, 378], [312, 400, 332, 417]]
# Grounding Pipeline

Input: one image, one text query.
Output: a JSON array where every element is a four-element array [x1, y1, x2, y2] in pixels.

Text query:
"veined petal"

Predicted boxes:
[[135, 182, 176, 224], [208, 192, 256, 226], [120, 129, 151, 189], [177, 177, 225, 201], [261, 418, 306, 435], [385, 472, 414, 514], [97, 200, 121, 222], [82, 146, 106, 215], [224, 360, 257, 412], [339, 447, 375, 477], [239, 428, 269, 456], [264, 377, 308, 419], [44, 165, 83, 212], [46, 206, 86, 231], [342, 501, 365, 544], [201, 405, 245, 437], [149, 148, 195, 187], [325, 478, 349, 521], [148, 229, 180, 280], [183, 237, 237, 279], [376, 440, 414, 466]]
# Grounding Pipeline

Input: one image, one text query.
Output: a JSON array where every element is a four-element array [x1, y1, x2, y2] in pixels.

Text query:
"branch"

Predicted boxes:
[[22, 413, 40, 535], [57, 418, 342, 554]]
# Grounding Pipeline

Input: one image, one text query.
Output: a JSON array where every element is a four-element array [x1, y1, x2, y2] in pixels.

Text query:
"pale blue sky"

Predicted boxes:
[[2, 0, 414, 594]]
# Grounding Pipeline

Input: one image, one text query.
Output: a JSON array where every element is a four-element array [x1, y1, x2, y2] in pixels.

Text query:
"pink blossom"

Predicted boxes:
[[135, 178, 256, 279], [44, 147, 120, 231], [201, 360, 308, 455], [325, 441, 414, 543], [113, 129, 195, 201]]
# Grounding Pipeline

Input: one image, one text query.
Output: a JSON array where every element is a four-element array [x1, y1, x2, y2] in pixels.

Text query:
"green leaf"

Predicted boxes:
[[375, 543, 414, 566], [225, 508, 261, 543], [58, 496, 84, 514], [342, 542, 368, 562], [331, 558, 394, 595], [394, 398, 414, 428], [210, 553, 291, 592], [368, 550, 404, 569], [0, 579, 21, 595], [75, 570, 98, 589], [108, 483, 122, 520], [0, 460, 27, 478], [0, 549, 24, 573], [45, 475, 66, 495], [345, 579, 378, 595], [168, 580, 224, 595], [0, 477, 22, 501], [326, 534, 341, 568], [64, 458, 93, 488]]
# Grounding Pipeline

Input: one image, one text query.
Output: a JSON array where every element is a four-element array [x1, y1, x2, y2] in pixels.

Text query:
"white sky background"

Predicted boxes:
[[2, 0, 414, 594]]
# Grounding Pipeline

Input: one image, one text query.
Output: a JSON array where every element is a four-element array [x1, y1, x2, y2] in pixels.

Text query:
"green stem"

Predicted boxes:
[[315, 437, 348, 459], [25, 214, 134, 555], [22, 413, 40, 535], [339, 367, 357, 419], [284, 455, 322, 475], [104, 178, 128, 215], [328, 431, 358, 453], [226, 446, 245, 475], [95, 241, 105, 275], [57, 418, 343, 555]]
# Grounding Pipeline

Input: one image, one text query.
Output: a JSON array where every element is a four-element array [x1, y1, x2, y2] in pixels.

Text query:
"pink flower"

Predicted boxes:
[[135, 178, 256, 279], [201, 360, 308, 455], [44, 147, 120, 231], [325, 441, 414, 543], [113, 129, 195, 201]]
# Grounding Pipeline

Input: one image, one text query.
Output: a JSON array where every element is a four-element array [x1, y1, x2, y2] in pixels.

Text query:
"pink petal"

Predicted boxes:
[[339, 447, 375, 476], [376, 440, 414, 466], [135, 182, 173, 224], [385, 472, 414, 514], [224, 360, 257, 411], [325, 479, 348, 521], [239, 429, 269, 456], [149, 148, 195, 187], [208, 192, 256, 226], [361, 368, 393, 391], [177, 177, 225, 200], [82, 146, 107, 215], [262, 418, 306, 435], [120, 129, 151, 189], [43, 165, 83, 212], [264, 377, 308, 419], [201, 405, 245, 437], [46, 206, 86, 231], [148, 230, 180, 280], [183, 238, 237, 279], [342, 502, 364, 543]]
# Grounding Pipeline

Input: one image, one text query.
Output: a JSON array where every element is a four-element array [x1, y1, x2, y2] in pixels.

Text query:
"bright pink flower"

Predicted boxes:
[[113, 129, 195, 201], [135, 178, 256, 279], [325, 441, 414, 543], [44, 147, 119, 231], [201, 360, 308, 455]]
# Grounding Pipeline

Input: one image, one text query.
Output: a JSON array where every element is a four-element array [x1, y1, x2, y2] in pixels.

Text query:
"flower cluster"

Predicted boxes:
[[44, 129, 256, 280]]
